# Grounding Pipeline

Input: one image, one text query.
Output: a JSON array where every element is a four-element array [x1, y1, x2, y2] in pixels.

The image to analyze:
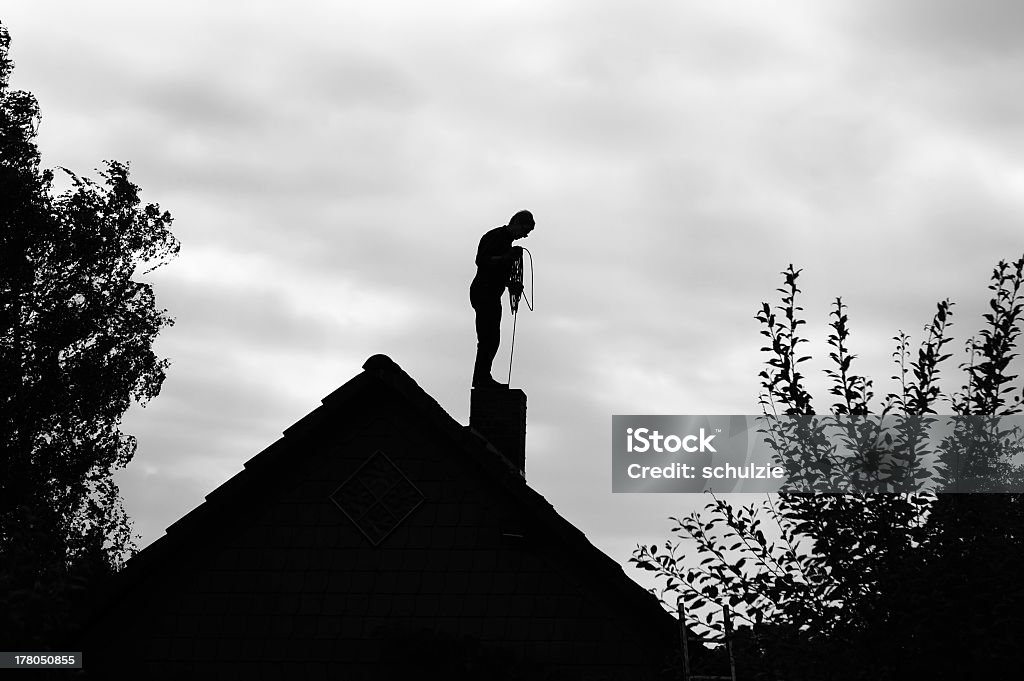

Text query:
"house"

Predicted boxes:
[[85, 355, 681, 679]]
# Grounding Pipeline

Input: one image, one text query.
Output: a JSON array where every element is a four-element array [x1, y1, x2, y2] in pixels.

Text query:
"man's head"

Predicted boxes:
[[507, 209, 535, 239]]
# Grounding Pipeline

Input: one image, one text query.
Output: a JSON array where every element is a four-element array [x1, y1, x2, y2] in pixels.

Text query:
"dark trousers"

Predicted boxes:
[[471, 287, 502, 383]]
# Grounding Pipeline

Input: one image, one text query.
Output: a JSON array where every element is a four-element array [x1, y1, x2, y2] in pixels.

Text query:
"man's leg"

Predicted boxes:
[[472, 294, 502, 386]]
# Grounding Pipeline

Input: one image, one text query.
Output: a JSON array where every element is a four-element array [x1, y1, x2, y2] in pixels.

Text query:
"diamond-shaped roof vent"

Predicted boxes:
[[330, 451, 424, 546]]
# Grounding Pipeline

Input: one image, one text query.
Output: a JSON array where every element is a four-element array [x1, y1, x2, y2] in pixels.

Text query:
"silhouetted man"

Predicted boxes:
[[470, 210, 535, 388]]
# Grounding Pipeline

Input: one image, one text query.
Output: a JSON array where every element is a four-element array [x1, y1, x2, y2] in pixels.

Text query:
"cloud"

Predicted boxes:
[[850, 0, 1024, 60]]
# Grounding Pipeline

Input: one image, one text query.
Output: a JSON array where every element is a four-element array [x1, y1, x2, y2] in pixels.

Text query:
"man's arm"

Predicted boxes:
[[475, 230, 521, 268], [478, 247, 521, 267]]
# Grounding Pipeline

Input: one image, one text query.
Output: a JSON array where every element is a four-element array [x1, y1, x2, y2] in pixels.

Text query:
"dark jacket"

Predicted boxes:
[[470, 225, 514, 300]]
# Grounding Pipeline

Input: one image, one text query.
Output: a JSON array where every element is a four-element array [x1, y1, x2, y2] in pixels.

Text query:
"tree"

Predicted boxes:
[[633, 257, 1024, 678], [0, 22, 178, 648]]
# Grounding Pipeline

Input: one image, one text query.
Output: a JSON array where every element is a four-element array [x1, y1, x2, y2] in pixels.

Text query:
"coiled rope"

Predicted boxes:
[[507, 247, 534, 384]]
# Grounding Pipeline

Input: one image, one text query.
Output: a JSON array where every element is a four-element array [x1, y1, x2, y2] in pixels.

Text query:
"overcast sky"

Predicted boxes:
[[5, 1, 1024, 587]]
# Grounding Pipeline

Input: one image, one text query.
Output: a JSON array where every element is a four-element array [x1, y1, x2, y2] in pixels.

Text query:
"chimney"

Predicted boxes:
[[470, 388, 527, 477]]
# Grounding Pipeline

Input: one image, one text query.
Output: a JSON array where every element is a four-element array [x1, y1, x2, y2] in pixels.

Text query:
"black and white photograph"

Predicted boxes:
[[3, 2, 1024, 678]]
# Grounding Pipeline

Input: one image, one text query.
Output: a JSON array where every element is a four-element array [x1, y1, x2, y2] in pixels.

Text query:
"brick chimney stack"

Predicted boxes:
[[470, 388, 527, 477]]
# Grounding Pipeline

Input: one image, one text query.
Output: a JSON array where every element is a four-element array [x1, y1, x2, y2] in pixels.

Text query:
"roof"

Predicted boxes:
[[92, 354, 675, 636]]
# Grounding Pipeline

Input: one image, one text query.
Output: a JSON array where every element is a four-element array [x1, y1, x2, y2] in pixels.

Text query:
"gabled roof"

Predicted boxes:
[[95, 354, 675, 635]]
